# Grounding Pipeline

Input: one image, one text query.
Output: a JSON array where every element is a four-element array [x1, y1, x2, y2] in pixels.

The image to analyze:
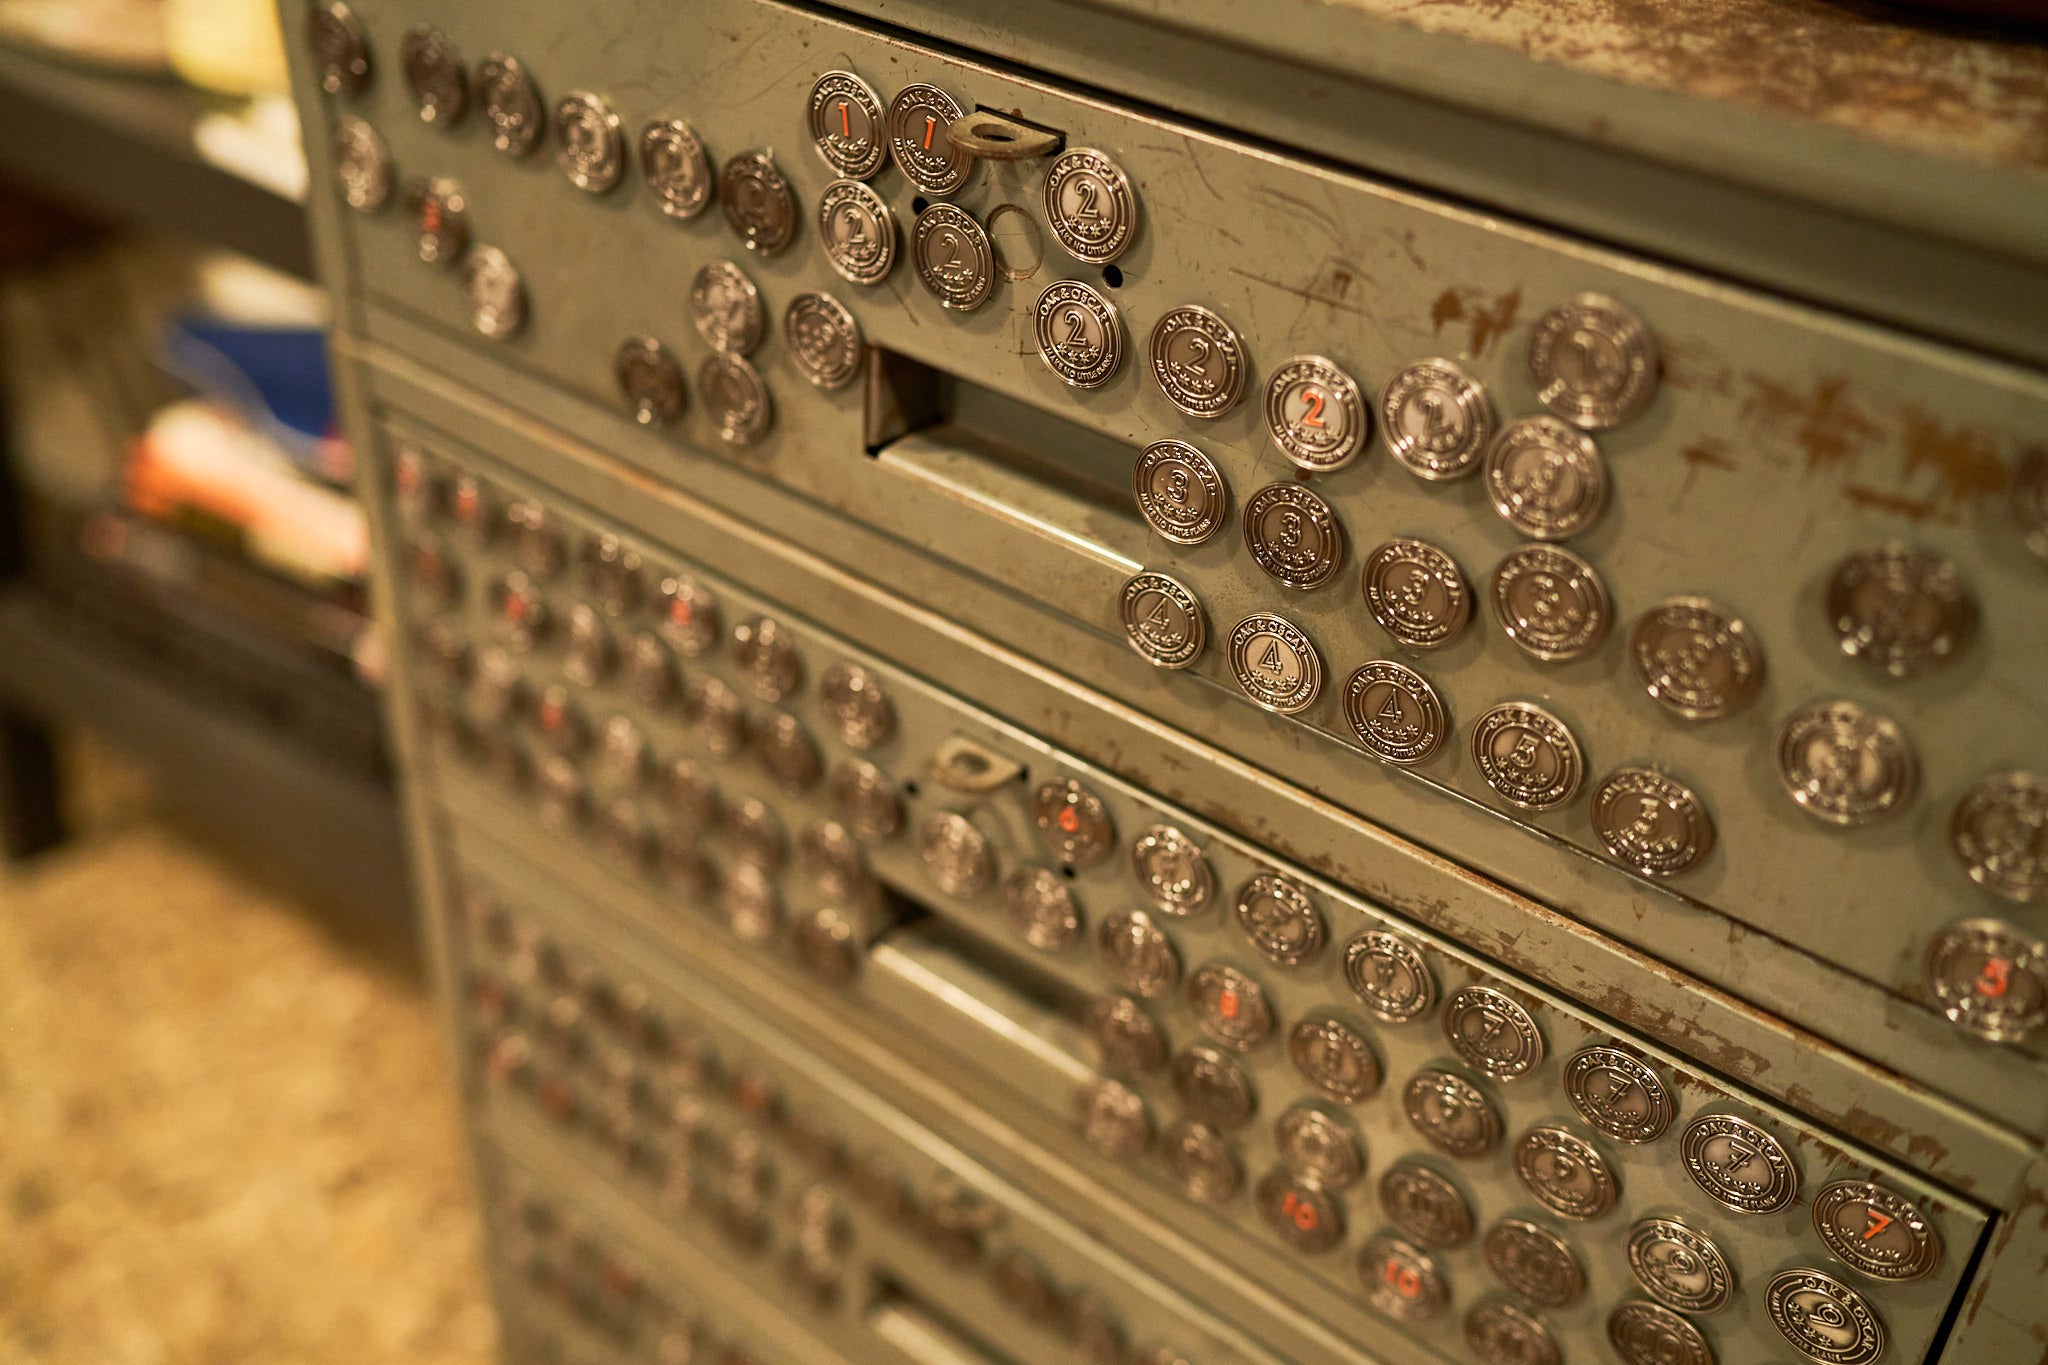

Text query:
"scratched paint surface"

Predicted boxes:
[[1330, 0, 2048, 174], [320, 0, 2048, 1057]]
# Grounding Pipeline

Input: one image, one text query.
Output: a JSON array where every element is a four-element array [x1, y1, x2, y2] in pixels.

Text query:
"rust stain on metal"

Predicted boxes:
[[1679, 438, 1736, 471], [1842, 484, 1950, 523], [1899, 402, 2009, 504], [1742, 374, 1884, 472], [1375, 0, 2048, 172], [1428, 286, 1521, 357]]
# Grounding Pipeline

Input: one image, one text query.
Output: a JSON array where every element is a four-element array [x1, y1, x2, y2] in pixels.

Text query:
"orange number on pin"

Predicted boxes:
[[1383, 1259, 1423, 1298], [923, 115, 936, 150], [1979, 957, 2013, 998], [1300, 389, 1327, 429], [1862, 1209, 1894, 1241], [839, 101, 851, 138]]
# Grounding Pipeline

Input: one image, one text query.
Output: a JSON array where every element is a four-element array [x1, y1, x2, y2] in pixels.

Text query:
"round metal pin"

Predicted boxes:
[[332, 117, 391, 212], [554, 91, 624, 193], [1380, 358, 1493, 480], [1593, 767, 1715, 878], [819, 662, 895, 750], [1827, 541, 1978, 677], [1470, 702, 1584, 811], [1342, 930, 1436, 1022], [698, 353, 772, 446], [1226, 613, 1323, 714], [1379, 1162, 1473, 1247], [1187, 962, 1274, 1049], [1088, 995, 1167, 1074], [2017, 449, 2048, 561], [400, 28, 467, 126], [731, 615, 802, 701], [477, 54, 543, 156], [1234, 872, 1325, 966], [1098, 908, 1181, 998], [1077, 1078, 1151, 1159], [1130, 824, 1214, 915], [832, 760, 902, 841], [1042, 148, 1139, 264], [1442, 985, 1545, 1081], [462, 246, 526, 340], [1951, 771, 2048, 904], [1004, 867, 1082, 952], [720, 151, 797, 254], [1483, 416, 1608, 540], [1528, 292, 1660, 429], [1131, 440, 1228, 545], [1149, 306, 1246, 419], [818, 178, 896, 285], [1766, 1268, 1886, 1365], [1923, 917, 2047, 1042], [1402, 1069, 1501, 1158], [640, 119, 713, 219], [887, 83, 973, 195], [1484, 1218, 1585, 1308], [1490, 544, 1611, 662], [1629, 596, 1763, 720], [403, 176, 467, 265], [808, 70, 887, 179], [305, 2, 370, 96], [1812, 1181, 1942, 1282], [1362, 538, 1470, 649], [1776, 699, 1918, 826], [1035, 279, 1124, 388], [656, 573, 719, 653], [1513, 1126, 1617, 1220], [1359, 1235, 1448, 1322], [1343, 661, 1448, 767], [1242, 483, 1344, 590], [1464, 1301, 1559, 1365], [1171, 1044, 1254, 1127], [1255, 1167, 1343, 1253], [912, 203, 994, 311], [1626, 1217, 1734, 1314], [1263, 356, 1367, 473], [1681, 1112, 1798, 1214], [1032, 778, 1115, 866], [786, 292, 865, 390], [690, 260, 763, 355], [1118, 573, 1207, 670], [920, 812, 992, 897], [1608, 1300, 1712, 1365], [1163, 1122, 1241, 1203], [1563, 1045, 1675, 1144], [1288, 1014, 1380, 1105], [1274, 1105, 1362, 1190]]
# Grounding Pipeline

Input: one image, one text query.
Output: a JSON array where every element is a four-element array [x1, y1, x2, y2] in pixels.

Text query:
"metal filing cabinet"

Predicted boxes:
[[285, 2, 2048, 1361]]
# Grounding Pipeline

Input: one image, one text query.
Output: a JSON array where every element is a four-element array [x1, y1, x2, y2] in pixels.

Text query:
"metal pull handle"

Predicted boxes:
[[946, 109, 1064, 161], [867, 1289, 1014, 1365], [865, 924, 1097, 1102]]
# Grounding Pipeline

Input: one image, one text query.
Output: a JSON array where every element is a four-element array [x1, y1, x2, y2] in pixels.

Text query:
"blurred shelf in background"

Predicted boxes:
[[0, 14, 408, 926], [0, 40, 308, 278]]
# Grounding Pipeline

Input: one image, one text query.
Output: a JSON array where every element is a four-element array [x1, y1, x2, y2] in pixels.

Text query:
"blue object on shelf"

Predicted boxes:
[[159, 315, 338, 471]]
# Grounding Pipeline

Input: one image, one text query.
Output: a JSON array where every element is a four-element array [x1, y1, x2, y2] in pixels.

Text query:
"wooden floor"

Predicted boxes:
[[0, 739, 496, 1364]]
